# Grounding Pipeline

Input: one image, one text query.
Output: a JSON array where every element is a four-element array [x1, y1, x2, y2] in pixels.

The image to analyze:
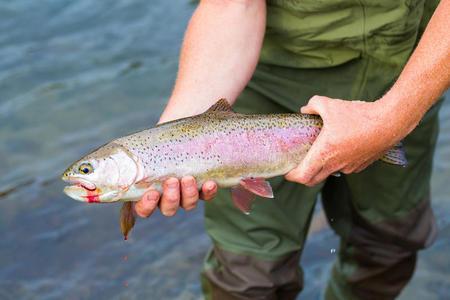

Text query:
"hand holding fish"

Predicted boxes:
[[285, 95, 413, 186], [134, 177, 217, 218]]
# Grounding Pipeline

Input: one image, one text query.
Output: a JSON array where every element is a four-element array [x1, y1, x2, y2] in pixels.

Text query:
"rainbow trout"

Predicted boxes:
[[62, 99, 406, 238]]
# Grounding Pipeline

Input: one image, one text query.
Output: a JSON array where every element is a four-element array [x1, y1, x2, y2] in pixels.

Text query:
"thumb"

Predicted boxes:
[[300, 95, 330, 115], [300, 104, 317, 114], [285, 133, 325, 184]]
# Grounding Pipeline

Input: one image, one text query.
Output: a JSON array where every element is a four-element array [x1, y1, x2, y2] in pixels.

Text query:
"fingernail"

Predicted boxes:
[[182, 177, 194, 187]]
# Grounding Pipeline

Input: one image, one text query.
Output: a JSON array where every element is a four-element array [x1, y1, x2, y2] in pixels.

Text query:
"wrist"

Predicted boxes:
[[377, 92, 424, 139]]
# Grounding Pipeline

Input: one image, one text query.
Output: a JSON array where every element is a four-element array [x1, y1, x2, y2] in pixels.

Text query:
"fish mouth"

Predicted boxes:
[[63, 176, 97, 191], [62, 176, 102, 203], [63, 185, 102, 203], [62, 176, 123, 203]]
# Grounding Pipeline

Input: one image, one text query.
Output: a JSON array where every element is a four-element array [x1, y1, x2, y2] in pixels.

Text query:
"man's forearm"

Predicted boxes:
[[380, 0, 450, 136], [159, 0, 266, 123]]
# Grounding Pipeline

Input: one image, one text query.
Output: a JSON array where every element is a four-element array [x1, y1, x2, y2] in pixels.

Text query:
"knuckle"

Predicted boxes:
[[300, 168, 315, 182], [182, 195, 198, 207], [183, 186, 198, 198], [163, 188, 180, 203], [164, 195, 179, 205], [310, 95, 329, 108], [322, 142, 336, 154], [146, 191, 160, 203], [310, 95, 323, 104]]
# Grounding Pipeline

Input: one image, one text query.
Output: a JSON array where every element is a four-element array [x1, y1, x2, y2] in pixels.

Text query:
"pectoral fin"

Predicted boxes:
[[135, 178, 153, 189], [120, 202, 135, 240]]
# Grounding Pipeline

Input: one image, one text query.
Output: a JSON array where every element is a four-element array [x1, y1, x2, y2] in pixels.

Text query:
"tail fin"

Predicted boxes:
[[380, 142, 407, 167]]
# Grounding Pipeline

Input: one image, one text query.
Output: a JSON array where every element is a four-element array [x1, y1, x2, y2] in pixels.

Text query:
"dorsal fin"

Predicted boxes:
[[205, 98, 234, 113]]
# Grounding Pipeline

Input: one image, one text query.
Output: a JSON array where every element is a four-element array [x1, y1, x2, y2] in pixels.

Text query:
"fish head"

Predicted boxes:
[[62, 143, 142, 203]]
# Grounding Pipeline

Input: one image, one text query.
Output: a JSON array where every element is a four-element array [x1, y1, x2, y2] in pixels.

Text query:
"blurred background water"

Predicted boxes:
[[0, 1, 448, 299]]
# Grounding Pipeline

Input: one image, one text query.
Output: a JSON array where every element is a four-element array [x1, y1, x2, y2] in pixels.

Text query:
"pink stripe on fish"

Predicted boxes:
[[164, 125, 320, 166]]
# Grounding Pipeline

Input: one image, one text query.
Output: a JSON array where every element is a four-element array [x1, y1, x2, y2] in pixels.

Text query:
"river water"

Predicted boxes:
[[0, 1, 448, 299]]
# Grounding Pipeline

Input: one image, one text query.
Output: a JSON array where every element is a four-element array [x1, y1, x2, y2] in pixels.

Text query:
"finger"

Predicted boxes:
[[285, 137, 327, 185], [160, 178, 180, 216], [354, 158, 377, 173], [307, 166, 337, 186], [181, 176, 199, 211], [288, 96, 334, 185], [300, 105, 317, 115], [134, 189, 160, 218], [300, 95, 330, 114], [354, 165, 367, 173], [341, 164, 356, 174], [285, 161, 324, 186], [200, 180, 217, 201]]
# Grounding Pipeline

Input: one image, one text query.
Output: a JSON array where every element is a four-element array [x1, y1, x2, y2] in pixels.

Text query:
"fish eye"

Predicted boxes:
[[78, 163, 93, 175]]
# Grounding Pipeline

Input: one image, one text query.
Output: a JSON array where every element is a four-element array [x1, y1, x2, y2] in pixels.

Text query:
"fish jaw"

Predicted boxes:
[[62, 176, 124, 203]]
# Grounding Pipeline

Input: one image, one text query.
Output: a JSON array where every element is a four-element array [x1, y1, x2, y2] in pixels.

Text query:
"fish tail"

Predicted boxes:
[[380, 142, 407, 167]]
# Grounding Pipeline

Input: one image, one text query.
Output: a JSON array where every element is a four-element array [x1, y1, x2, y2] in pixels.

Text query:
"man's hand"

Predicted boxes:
[[285, 95, 413, 187], [286, 0, 450, 187], [133, 177, 217, 218]]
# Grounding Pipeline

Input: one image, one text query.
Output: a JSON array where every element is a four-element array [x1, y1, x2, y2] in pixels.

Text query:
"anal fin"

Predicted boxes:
[[231, 186, 255, 215]]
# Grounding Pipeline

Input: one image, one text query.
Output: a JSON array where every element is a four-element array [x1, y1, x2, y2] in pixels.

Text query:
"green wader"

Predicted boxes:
[[201, 1, 442, 299]]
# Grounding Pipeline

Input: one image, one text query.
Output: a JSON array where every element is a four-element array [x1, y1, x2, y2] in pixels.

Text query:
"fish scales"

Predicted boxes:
[[114, 112, 322, 189]]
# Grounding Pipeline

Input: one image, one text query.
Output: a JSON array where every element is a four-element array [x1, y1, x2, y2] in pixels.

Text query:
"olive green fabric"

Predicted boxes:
[[261, 0, 435, 69], [202, 60, 441, 299], [201, 0, 441, 299]]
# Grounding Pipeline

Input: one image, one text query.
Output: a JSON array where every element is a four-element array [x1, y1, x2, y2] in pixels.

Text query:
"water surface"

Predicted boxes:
[[0, 1, 448, 299]]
